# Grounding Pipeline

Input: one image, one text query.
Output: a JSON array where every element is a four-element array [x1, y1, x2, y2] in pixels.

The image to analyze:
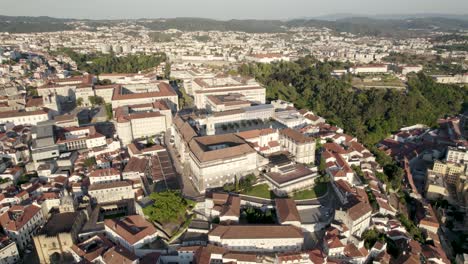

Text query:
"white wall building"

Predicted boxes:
[[208, 225, 303, 253], [0, 204, 45, 250], [0, 110, 49, 126], [0, 237, 19, 264], [88, 181, 133, 203]]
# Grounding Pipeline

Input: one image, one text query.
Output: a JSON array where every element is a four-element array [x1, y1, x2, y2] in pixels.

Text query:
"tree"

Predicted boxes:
[[76, 97, 84, 107], [318, 156, 326, 175], [164, 62, 171, 79], [143, 191, 191, 223], [362, 229, 385, 249], [240, 59, 468, 147], [239, 174, 256, 191], [384, 164, 404, 191], [88, 96, 104, 106], [397, 213, 425, 243], [83, 157, 96, 168], [27, 86, 38, 96], [55, 48, 166, 74], [105, 103, 113, 120], [97, 79, 112, 85]]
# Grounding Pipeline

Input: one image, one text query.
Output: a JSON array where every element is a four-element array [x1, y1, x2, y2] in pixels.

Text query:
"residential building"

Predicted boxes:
[[279, 128, 316, 164], [0, 235, 19, 264], [0, 110, 49, 126], [89, 168, 121, 185], [56, 126, 107, 152], [333, 180, 373, 236], [88, 181, 134, 203], [446, 146, 468, 164], [0, 204, 45, 250], [104, 215, 158, 255], [204, 193, 240, 223]]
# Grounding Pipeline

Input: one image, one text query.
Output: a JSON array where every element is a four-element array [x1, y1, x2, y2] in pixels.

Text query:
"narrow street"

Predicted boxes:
[[164, 128, 201, 198]]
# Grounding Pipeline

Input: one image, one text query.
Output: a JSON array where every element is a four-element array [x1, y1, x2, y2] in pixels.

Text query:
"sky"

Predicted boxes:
[[0, 0, 467, 20]]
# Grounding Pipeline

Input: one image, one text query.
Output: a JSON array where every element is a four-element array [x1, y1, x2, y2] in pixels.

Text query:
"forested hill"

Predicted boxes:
[[1, 15, 468, 36], [238, 57, 468, 146], [286, 17, 468, 37], [0, 15, 73, 33], [138, 18, 286, 33]]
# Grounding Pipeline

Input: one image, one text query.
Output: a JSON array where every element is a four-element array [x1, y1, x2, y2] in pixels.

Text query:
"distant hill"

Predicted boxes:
[[287, 17, 468, 37], [0, 15, 467, 36], [137, 18, 286, 33], [0, 15, 73, 33]]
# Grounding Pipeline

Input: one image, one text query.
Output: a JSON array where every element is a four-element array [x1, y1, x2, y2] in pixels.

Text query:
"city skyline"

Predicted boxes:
[[1, 0, 467, 20]]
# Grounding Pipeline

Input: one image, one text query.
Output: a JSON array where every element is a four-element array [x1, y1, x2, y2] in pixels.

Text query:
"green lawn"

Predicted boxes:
[[241, 184, 277, 199], [292, 183, 328, 200]]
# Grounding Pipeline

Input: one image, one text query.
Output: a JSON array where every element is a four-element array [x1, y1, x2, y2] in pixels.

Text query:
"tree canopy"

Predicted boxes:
[[143, 191, 191, 224], [57, 48, 166, 75], [239, 57, 468, 146]]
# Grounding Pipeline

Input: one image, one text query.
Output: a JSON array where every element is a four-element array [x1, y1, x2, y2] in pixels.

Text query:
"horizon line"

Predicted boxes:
[[1, 12, 468, 22]]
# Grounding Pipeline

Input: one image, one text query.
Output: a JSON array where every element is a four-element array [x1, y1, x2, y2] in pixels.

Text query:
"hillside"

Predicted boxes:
[[0, 15, 467, 36]]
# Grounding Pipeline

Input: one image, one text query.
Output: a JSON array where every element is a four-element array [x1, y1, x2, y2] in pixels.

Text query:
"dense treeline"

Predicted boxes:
[[58, 48, 166, 74], [435, 44, 468, 52], [239, 57, 468, 146]]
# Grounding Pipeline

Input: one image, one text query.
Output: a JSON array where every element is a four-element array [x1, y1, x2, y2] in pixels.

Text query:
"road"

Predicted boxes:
[[164, 128, 201, 199]]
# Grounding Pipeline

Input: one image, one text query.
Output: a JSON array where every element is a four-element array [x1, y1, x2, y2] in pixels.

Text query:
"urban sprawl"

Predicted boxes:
[[0, 18, 466, 264]]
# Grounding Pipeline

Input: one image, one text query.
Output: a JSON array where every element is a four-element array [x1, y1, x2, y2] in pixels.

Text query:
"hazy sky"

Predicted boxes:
[[1, 0, 467, 20]]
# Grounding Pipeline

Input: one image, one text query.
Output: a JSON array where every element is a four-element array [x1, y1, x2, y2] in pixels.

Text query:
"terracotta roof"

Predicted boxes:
[[275, 198, 301, 223], [194, 244, 228, 264], [209, 225, 303, 239], [189, 134, 255, 163], [123, 157, 148, 173], [220, 195, 240, 218], [223, 252, 257, 262], [0, 204, 42, 231], [344, 243, 367, 258], [104, 215, 157, 245], [102, 245, 138, 264], [0, 110, 47, 119], [25, 96, 44, 108], [111, 82, 176, 101], [280, 128, 314, 144], [89, 168, 120, 178], [88, 180, 132, 191], [343, 196, 373, 221]]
